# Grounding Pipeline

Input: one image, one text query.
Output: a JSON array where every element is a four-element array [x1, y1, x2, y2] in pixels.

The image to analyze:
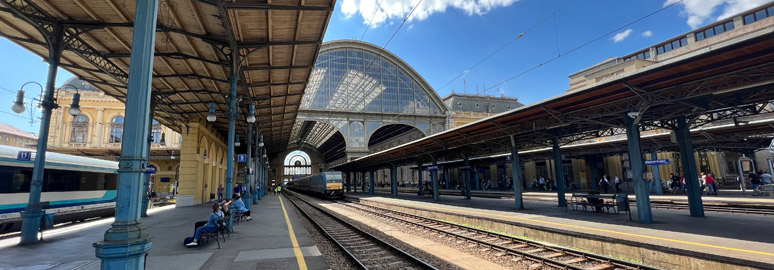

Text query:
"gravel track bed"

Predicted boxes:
[[289, 203, 359, 270], [345, 203, 535, 270], [295, 194, 459, 270]]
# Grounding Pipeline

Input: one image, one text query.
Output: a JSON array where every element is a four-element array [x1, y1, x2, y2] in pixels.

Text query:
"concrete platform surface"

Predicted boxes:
[[0, 195, 328, 270], [347, 192, 774, 267]]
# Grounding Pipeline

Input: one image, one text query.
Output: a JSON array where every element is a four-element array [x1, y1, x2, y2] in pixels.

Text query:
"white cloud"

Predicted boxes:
[[407, 24, 415, 30], [341, 0, 521, 27], [611, 29, 633, 43], [665, 0, 771, 29], [642, 30, 653, 37]]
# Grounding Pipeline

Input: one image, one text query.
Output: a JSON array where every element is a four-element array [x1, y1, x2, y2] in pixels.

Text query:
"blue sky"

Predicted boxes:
[[0, 0, 769, 134]]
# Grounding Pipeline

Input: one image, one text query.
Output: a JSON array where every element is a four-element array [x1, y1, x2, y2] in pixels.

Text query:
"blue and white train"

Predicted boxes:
[[0, 145, 118, 234], [285, 171, 344, 199]]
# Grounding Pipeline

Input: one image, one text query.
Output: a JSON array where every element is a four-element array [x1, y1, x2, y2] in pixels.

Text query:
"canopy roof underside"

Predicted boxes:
[[0, 0, 335, 151]]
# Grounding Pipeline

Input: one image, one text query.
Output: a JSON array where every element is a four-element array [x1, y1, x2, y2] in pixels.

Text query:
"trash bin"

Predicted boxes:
[[616, 194, 629, 212]]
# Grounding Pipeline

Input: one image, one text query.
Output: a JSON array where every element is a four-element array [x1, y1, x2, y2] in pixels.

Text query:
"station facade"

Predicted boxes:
[[0, 123, 38, 148], [46, 77, 183, 195]]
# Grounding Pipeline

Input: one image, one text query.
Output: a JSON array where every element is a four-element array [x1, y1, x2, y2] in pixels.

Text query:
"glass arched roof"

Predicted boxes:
[[301, 41, 443, 114]]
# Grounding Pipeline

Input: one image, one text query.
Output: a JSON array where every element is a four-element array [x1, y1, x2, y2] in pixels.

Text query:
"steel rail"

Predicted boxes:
[[342, 202, 659, 270], [283, 191, 439, 270]]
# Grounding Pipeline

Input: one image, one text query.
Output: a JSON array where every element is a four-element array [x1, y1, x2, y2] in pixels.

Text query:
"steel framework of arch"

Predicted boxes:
[[290, 40, 448, 165]]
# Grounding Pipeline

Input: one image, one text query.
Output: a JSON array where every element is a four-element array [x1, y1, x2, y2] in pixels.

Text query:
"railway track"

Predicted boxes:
[[283, 192, 438, 270], [339, 202, 658, 270]]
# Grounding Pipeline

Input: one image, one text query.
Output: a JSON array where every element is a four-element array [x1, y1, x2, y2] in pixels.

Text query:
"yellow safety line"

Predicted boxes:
[[279, 196, 308, 270], [378, 199, 774, 257]]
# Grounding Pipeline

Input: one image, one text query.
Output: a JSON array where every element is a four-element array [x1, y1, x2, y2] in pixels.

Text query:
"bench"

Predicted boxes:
[[419, 188, 434, 198], [198, 217, 227, 249], [567, 193, 632, 221]]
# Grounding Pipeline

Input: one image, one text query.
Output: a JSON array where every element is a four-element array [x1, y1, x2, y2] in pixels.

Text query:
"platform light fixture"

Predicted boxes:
[[247, 104, 256, 123], [61, 84, 82, 116], [207, 102, 217, 122], [258, 135, 264, 147], [235, 135, 241, 147], [11, 90, 25, 114]]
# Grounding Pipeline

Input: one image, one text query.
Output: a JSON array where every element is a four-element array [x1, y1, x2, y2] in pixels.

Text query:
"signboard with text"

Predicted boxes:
[[645, 159, 670, 166], [17, 151, 31, 161], [426, 165, 439, 171]]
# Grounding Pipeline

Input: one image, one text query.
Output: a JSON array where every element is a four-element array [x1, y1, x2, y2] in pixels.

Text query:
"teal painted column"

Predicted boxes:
[[225, 73, 237, 232], [244, 108, 253, 210], [431, 156, 439, 201], [361, 172, 366, 192], [19, 24, 64, 245], [445, 168, 450, 189], [589, 158, 597, 190], [93, 0, 157, 267], [551, 138, 566, 207], [651, 150, 664, 195], [344, 172, 352, 193], [675, 116, 704, 217], [417, 162, 424, 197], [474, 168, 480, 190], [141, 99, 156, 218], [626, 115, 653, 223], [369, 169, 375, 195], [391, 164, 398, 198], [464, 156, 471, 200], [252, 134, 260, 204], [262, 148, 267, 198], [510, 136, 524, 210], [352, 171, 357, 194]]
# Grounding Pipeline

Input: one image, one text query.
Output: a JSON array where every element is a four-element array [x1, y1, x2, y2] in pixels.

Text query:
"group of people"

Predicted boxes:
[[186, 194, 252, 247], [596, 175, 622, 194], [666, 172, 718, 195], [748, 170, 773, 191]]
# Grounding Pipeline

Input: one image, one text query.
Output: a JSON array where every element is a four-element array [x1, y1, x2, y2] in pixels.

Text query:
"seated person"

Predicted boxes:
[[187, 203, 222, 246], [232, 194, 251, 221], [586, 190, 604, 212]]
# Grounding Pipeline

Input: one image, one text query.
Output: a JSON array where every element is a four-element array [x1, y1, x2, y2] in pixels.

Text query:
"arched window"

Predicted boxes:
[[109, 116, 124, 143], [70, 114, 89, 143], [151, 120, 162, 144], [284, 150, 312, 176]]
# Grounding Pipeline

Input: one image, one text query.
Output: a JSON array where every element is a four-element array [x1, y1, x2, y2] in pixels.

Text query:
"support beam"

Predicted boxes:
[[464, 156, 471, 200], [352, 171, 357, 194], [418, 161, 424, 197], [474, 167, 480, 191], [225, 72, 237, 232], [361, 171, 366, 192], [510, 135, 524, 210], [20, 23, 64, 245], [391, 164, 398, 198], [369, 169, 375, 195], [445, 167, 450, 190], [345, 171, 351, 192], [552, 137, 567, 207], [675, 116, 704, 217], [431, 156, 439, 201], [651, 150, 664, 195], [626, 115, 653, 223], [245, 114, 253, 210], [141, 99, 157, 217], [93, 0, 157, 266]]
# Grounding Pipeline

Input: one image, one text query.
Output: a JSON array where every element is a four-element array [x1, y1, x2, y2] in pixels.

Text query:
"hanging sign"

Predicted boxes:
[[645, 159, 670, 166], [146, 165, 157, 174], [237, 154, 247, 163], [17, 151, 31, 161], [426, 165, 439, 171]]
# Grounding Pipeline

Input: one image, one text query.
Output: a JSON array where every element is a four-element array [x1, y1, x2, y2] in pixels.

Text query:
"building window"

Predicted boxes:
[[109, 116, 124, 143], [655, 37, 688, 55], [284, 150, 312, 176], [744, 7, 771, 25], [151, 120, 162, 144], [70, 114, 89, 143], [12, 138, 16, 143], [696, 21, 734, 42]]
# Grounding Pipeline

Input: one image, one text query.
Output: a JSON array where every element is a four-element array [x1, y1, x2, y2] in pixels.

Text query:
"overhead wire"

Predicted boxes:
[[435, 0, 576, 92], [483, 0, 685, 92], [360, 0, 388, 40]]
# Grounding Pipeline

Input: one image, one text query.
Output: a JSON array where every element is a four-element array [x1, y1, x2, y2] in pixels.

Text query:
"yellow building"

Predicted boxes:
[[46, 77, 183, 195], [0, 123, 38, 148]]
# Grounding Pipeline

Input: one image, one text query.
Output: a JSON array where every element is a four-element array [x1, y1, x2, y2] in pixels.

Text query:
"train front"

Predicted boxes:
[[323, 172, 344, 198]]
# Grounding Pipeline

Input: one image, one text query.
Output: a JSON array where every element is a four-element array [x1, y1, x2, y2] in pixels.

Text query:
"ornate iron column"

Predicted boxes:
[[244, 104, 254, 210], [626, 115, 653, 223], [552, 137, 566, 207], [93, 0, 158, 267], [19, 24, 64, 246], [675, 116, 704, 217], [510, 135, 524, 210]]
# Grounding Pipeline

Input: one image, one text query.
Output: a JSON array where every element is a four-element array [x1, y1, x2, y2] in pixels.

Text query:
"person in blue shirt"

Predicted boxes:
[[232, 194, 252, 221], [187, 203, 222, 246]]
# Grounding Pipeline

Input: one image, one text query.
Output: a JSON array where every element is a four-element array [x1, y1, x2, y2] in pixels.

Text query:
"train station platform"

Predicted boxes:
[[372, 187, 774, 207], [345, 192, 774, 269], [0, 195, 327, 270]]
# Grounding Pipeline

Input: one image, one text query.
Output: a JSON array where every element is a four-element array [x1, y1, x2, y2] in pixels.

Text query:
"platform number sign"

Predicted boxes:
[[17, 151, 31, 161], [237, 154, 247, 163]]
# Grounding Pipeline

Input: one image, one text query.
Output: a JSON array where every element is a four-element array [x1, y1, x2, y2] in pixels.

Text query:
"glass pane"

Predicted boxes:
[[680, 38, 687, 46], [672, 40, 680, 49], [644, 51, 651, 59], [769, 7, 774, 18], [696, 32, 705, 41], [744, 14, 755, 24], [657, 46, 664, 54], [724, 21, 735, 31], [664, 43, 672, 52], [755, 9, 767, 20], [705, 28, 715, 38], [714, 25, 725, 35]]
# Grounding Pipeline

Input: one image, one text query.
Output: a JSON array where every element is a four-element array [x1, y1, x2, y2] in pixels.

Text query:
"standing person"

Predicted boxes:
[[539, 176, 546, 191], [705, 173, 717, 196], [217, 184, 224, 202], [599, 175, 610, 193], [614, 176, 622, 193]]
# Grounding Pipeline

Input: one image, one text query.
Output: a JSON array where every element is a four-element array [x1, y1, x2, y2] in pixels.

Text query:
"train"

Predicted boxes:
[[0, 145, 118, 234], [285, 171, 344, 199]]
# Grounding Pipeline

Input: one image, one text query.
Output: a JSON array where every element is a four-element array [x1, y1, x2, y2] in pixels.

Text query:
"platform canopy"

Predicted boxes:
[[0, 0, 335, 150], [334, 27, 774, 170]]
